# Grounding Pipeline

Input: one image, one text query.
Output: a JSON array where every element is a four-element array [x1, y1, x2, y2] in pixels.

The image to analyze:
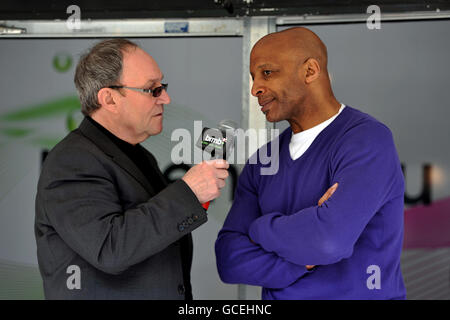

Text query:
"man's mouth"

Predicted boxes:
[[259, 98, 274, 114]]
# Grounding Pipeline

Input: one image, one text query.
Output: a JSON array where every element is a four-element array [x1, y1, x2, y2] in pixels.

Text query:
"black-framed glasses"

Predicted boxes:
[[108, 83, 168, 98]]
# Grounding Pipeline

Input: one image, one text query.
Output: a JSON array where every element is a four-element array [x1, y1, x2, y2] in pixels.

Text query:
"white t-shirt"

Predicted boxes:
[[289, 104, 345, 160]]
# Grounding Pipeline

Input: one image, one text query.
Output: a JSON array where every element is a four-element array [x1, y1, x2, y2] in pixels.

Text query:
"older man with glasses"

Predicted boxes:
[[35, 39, 229, 300]]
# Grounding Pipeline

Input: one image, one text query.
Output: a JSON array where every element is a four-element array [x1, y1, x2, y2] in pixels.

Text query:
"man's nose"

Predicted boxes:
[[158, 88, 171, 105], [251, 80, 266, 97]]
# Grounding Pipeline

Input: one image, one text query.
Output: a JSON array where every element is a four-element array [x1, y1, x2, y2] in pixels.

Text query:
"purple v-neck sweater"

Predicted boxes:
[[215, 106, 406, 299]]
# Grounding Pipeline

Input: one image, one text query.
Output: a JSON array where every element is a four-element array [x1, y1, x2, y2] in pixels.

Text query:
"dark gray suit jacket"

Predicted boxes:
[[35, 118, 207, 299]]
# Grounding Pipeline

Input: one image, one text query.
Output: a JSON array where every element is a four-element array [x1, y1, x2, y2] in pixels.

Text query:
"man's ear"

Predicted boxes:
[[304, 58, 321, 84], [97, 88, 119, 114]]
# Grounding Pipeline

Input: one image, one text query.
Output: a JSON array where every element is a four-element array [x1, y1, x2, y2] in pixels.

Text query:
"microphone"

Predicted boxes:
[[195, 120, 238, 210]]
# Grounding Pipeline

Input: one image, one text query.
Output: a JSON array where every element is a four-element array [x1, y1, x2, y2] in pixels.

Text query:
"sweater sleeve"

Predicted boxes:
[[215, 161, 311, 289], [248, 121, 404, 266]]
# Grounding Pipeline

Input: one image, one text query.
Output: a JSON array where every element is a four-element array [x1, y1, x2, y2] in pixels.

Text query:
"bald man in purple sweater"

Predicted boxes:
[[215, 27, 406, 299]]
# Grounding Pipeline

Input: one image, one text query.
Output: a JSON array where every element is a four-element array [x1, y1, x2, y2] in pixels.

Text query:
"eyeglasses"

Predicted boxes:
[[108, 83, 168, 98]]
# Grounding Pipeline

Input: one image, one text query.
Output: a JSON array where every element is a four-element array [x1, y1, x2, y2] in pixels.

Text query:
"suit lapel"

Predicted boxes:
[[78, 118, 156, 195]]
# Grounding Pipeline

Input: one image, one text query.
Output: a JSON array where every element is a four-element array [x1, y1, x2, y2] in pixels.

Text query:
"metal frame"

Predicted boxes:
[[277, 10, 450, 25], [240, 17, 277, 147], [0, 18, 243, 37]]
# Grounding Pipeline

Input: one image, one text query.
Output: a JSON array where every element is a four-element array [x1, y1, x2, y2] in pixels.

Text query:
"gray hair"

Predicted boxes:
[[74, 39, 138, 116]]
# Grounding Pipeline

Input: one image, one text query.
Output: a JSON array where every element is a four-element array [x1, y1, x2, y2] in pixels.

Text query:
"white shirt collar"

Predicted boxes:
[[289, 103, 345, 160]]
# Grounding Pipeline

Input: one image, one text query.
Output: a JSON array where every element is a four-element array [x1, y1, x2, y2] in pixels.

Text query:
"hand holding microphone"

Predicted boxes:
[[182, 159, 229, 204], [183, 119, 237, 209]]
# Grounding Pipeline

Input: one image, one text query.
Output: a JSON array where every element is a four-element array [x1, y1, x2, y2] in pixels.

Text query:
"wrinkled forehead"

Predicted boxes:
[[121, 47, 163, 85]]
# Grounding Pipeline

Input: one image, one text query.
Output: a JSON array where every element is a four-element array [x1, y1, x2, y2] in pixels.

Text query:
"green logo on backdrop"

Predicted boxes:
[[52, 53, 73, 73]]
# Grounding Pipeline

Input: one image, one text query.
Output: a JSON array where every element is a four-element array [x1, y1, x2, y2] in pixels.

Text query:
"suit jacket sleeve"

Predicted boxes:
[[37, 146, 207, 275]]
